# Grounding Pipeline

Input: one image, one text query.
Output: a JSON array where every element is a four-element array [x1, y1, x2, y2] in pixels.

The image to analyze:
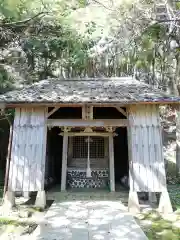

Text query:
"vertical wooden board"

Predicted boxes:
[[127, 116, 134, 191], [131, 125, 137, 191], [32, 108, 40, 190], [128, 106, 139, 191], [35, 129, 41, 190], [153, 108, 161, 191], [134, 125, 141, 191], [11, 108, 21, 191], [35, 108, 46, 190], [38, 125, 44, 190], [149, 106, 157, 192], [129, 107, 140, 191], [144, 107, 150, 191], [138, 109, 147, 191], [16, 108, 26, 191], [151, 109, 160, 191], [152, 106, 165, 191], [29, 109, 37, 191], [23, 123, 30, 191], [137, 112, 146, 191], [8, 129, 16, 190], [156, 125, 166, 191], [32, 109, 39, 190], [34, 110, 42, 190], [21, 110, 28, 191], [29, 132, 36, 190], [148, 105, 160, 192], [144, 106, 152, 192], [41, 108, 47, 190], [148, 108, 156, 192], [156, 108, 167, 190]]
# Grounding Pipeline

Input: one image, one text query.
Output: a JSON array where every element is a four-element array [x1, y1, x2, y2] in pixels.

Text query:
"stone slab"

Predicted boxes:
[[31, 200, 148, 240]]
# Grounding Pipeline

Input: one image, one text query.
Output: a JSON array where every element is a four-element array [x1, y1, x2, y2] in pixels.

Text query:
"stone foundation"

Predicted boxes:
[[67, 168, 109, 189]]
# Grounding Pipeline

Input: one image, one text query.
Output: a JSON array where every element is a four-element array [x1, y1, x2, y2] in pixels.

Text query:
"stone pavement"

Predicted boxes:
[[31, 200, 148, 240]]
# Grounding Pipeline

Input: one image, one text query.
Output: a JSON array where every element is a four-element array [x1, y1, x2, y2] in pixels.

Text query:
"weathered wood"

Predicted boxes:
[[35, 190, 46, 209], [61, 135, 68, 191], [10, 108, 21, 191], [104, 137, 109, 158], [148, 192, 157, 204], [128, 191, 140, 214], [114, 106, 127, 117], [47, 119, 127, 127], [6, 102, 179, 109], [47, 107, 60, 117], [109, 136, 115, 192], [68, 158, 108, 168], [2, 191, 15, 210], [3, 125, 13, 197], [128, 105, 167, 192], [60, 132, 114, 137], [158, 191, 173, 214], [82, 105, 93, 120], [8, 107, 47, 192]]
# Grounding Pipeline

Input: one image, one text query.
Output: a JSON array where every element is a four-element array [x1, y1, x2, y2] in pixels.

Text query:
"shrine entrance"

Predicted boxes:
[[45, 106, 128, 192], [60, 128, 115, 191], [66, 135, 109, 189]]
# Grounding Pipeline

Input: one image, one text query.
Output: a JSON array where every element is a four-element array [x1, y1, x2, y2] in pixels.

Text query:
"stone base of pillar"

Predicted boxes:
[[35, 191, 46, 209], [2, 191, 15, 211], [148, 192, 157, 204], [23, 191, 29, 199], [158, 191, 173, 214], [128, 191, 140, 214]]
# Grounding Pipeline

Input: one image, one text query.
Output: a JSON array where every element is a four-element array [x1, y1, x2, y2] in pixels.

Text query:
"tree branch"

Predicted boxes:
[[0, 12, 49, 27]]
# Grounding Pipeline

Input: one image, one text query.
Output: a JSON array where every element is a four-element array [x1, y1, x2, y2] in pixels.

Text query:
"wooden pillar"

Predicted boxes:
[[109, 135, 115, 192], [61, 134, 68, 191], [68, 136, 73, 159], [104, 137, 109, 158], [127, 120, 140, 214]]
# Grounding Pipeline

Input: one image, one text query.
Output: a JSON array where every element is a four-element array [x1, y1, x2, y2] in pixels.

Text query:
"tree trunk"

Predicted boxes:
[[175, 55, 180, 176], [176, 84, 180, 176]]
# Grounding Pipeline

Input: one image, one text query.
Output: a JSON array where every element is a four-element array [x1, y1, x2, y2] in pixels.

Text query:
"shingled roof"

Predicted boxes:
[[0, 77, 179, 105]]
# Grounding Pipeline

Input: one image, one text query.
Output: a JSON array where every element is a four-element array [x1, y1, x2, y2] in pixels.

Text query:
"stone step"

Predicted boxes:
[[47, 191, 129, 203]]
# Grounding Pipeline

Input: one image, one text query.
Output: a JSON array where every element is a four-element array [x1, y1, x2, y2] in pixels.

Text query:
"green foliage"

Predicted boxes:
[[0, 0, 34, 21], [142, 215, 180, 240], [0, 217, 35, 227], [0, 65, 14, 93], [168, 185, 180, 209], [176, 2, 180, 10]]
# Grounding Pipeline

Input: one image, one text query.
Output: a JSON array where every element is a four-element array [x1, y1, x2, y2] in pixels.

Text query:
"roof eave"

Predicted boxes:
[[1, 99, 180, 108]]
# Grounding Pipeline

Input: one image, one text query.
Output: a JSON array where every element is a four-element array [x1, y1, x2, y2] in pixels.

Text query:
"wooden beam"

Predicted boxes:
[[47, 107, 60, 117], [47, 119, 128, 127], [82, 105, 93, 120], [5, 102, 180, 109], [60, 132, 114, 137], [115, 106, 127, 117]]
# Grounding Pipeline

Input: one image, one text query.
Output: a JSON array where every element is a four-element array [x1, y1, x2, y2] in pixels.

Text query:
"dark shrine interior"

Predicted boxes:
[[45, 107, 129, 190]]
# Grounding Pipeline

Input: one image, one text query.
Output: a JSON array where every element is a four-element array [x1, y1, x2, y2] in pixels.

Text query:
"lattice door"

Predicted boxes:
[[68, 136, 108, 168]]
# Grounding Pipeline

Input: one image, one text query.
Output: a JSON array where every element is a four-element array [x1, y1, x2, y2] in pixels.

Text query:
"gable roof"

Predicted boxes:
[[0, 77, 179, 105]]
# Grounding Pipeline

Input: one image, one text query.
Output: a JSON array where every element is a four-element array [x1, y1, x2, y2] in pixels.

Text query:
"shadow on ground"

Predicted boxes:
[[32, 199, 147, 240]]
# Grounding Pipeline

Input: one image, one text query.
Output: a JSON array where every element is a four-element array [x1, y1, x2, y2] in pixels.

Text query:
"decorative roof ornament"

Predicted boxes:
[[84, 127, 93, 133]]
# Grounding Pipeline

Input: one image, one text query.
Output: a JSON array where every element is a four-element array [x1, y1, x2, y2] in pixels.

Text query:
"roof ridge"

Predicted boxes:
[[37, 77, 136, 82]]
